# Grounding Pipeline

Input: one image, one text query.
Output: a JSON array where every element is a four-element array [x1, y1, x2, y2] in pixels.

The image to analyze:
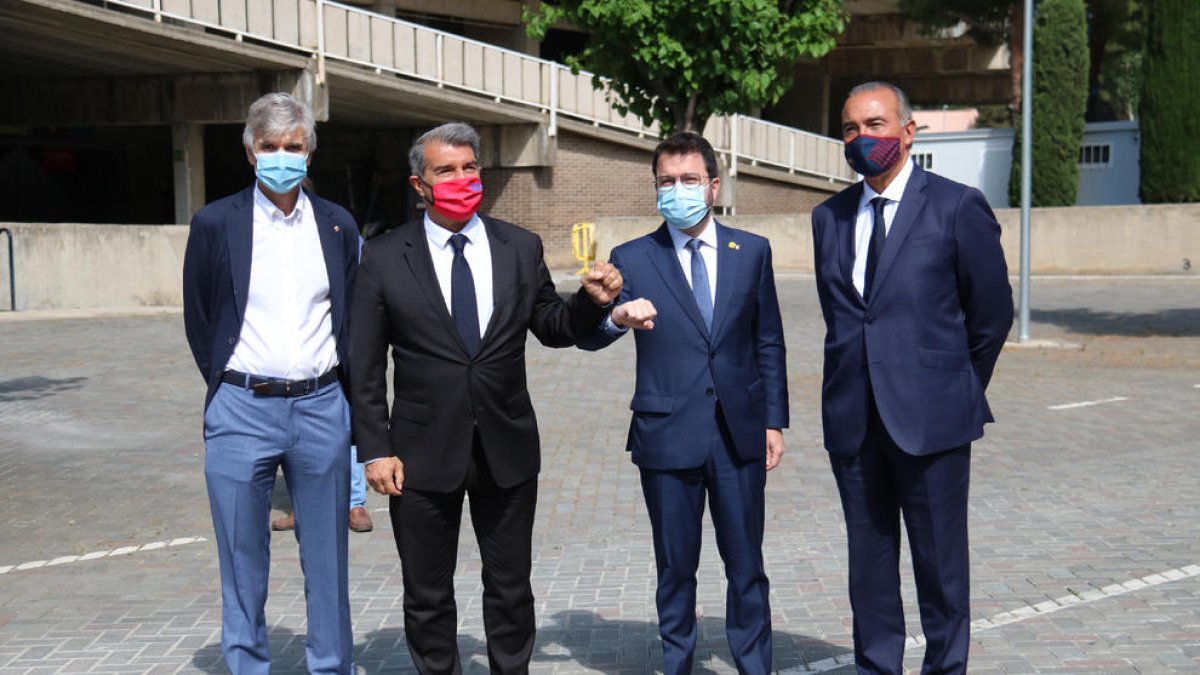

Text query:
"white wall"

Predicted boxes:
[[911, 121, 1141, 208]]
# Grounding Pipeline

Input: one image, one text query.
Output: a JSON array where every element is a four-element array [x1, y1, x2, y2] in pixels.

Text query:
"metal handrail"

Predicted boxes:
[[86, 0, 851, 182], [0, 228, 14, 311]]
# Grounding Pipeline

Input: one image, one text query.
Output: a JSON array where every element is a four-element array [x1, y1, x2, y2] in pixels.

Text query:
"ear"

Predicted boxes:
[[708, 176, 721, 203], [902, 118, 917, 150], [409, 175, 429, 204], [245, 145, 257, 168]]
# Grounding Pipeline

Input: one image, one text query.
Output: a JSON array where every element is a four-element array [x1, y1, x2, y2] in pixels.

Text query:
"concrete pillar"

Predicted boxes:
[[172, 123, 206, 224]]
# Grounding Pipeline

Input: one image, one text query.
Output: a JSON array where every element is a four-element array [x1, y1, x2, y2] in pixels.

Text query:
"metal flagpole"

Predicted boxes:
[[1018, 0, 1034, 342]]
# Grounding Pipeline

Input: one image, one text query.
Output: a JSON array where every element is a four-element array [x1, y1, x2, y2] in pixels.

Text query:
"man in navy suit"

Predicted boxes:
[[811, 82, 1013, 674], [580, 132, 789, 675], [183, 92, 360, 674]]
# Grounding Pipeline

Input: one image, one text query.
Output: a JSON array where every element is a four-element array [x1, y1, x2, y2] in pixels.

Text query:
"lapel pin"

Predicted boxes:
[[728, 241, 740, 250], [333, 225, 341, 233]]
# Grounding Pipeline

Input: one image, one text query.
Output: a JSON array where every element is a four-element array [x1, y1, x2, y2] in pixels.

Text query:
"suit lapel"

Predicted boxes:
[[710, 221, 736, 339], [400, 222, 465, 354], [837, 183, 865, 306], [647, 224, 710, 340], [227, 187, 254, 323], [479, 216, 515, 354], [311, 192, 346, 336], [870, 165, 929, 301]]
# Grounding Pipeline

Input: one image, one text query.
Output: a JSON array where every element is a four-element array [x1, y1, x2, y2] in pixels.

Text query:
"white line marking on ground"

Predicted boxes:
[[780, 563, 1200, 673], [0, 536, 207, 574], [1048, 396, 1128, 411]]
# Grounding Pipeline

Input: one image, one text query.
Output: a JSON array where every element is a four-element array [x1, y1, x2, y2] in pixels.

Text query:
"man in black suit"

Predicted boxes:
[[349, 122, 621, 675]]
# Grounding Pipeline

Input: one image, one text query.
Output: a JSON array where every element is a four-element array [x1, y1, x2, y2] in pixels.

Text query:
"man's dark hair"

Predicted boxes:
[[652, 132, 719, 180]]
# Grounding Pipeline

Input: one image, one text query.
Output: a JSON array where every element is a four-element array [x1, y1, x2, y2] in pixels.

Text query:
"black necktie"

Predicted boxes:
[[863, 197, 887, 301], [449, 233, 480, 356]]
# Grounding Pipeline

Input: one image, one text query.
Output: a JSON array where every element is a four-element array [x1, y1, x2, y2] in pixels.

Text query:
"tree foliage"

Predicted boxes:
[[524, 0, 848, 135], [1008, 0, 1089, 207], [1139, 0, 1200, 202]]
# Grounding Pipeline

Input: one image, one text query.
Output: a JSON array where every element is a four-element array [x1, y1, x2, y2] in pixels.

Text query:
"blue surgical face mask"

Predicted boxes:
[[255, 151, 308, 194], [657, 183, 710, 230]]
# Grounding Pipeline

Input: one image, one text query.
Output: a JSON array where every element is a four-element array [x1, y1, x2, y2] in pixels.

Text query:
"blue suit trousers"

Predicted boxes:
[[639, 412, 772, 675], [203, 381, 353, 675], [829, 397, 971, 675]]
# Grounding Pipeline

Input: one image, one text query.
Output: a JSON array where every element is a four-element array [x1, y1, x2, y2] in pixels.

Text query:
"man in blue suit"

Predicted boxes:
[[811, 82, 1013, 674], [183, 92, 360, 674], [580, 132, 789, 675]]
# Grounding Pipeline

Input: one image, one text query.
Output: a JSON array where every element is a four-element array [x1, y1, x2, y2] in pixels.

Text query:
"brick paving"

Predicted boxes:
[[1, 275, 1198, 674]]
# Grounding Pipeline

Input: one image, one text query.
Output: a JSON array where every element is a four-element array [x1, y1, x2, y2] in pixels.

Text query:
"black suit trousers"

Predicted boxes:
[[390, 431, 538, 675]]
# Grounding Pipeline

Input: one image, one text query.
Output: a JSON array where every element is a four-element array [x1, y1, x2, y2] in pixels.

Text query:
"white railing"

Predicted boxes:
[[94, 0, 852, 184]]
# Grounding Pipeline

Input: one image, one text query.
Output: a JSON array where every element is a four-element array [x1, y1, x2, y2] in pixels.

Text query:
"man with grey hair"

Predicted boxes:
[[350, 121, 622, 674], [184, 91, 360, 674], [812, 81, 1012, 673]]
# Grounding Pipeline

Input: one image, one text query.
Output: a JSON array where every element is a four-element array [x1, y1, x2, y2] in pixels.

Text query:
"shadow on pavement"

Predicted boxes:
[[193, 611, 851, 674], [1030, 308, 1200, 337], [0, 375, 86, 402]]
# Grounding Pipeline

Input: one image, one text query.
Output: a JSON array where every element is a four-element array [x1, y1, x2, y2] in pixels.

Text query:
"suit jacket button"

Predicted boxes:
[[227, 336, 236, 345], [705, 387, 714, 397], [864, 314, 874, 324], [709, 351, 716, 360]]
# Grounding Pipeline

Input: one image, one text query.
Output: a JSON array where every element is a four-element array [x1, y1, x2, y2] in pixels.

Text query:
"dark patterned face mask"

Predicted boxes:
[[844, 135, 902, 177]]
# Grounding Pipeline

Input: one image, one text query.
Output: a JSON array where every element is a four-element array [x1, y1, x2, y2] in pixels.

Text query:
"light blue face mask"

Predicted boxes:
[[255, 151, 308, 194], [657, 183, 710, 230]]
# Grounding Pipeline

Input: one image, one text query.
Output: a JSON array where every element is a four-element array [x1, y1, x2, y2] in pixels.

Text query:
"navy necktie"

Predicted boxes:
[[863, 197, 887, 301], [449, 233, 480, 356], [687, 238, 714, 332]]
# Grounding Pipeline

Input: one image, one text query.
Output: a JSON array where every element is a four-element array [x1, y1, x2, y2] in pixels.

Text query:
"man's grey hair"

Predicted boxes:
[[242, 92, 317, 152], [409, 122, 480, 177], [848, 81, 913, 124]]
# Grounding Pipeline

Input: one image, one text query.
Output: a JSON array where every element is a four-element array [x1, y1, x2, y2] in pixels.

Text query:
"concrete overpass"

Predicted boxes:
[[0, 0, 854, 235]]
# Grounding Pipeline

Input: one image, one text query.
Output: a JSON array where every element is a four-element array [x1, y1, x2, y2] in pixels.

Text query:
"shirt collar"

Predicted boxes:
[[859, 156, 915, 211], [253, 184, 308, 225], [424, 211, 485, 250], [666, 216, 719, 252]]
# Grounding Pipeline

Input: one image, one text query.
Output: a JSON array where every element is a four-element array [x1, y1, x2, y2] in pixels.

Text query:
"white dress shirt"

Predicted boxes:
[[227, 187, 338, 379], [852, 158, 915, 296], [423, 212, 494, 335]]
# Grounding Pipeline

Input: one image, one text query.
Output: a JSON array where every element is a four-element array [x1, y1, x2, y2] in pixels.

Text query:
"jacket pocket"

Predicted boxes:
[[630, 393, 674, 414], [747, 378, 765, 404], [392, 397, 431, 424], [507, 390, 533, 418], [918, 347, 971, 371]]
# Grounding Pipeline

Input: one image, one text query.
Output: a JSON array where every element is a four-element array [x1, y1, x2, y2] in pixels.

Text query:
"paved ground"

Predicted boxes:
[[1, 274, 1198, 674]]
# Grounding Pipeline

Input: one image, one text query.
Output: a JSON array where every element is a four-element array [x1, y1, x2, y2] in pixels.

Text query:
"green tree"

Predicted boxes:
[[1008, 0, 1089, 207], [1139, 0, 1200, 202], [523, 0, 848, 135]]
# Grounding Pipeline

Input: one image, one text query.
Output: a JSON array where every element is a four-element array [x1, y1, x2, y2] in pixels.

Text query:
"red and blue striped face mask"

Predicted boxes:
[[844, 135, 902, 177]]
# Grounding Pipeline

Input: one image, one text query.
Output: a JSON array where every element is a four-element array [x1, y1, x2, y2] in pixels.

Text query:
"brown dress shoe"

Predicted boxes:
[[349, 506, 374, 533], [271, 512, 295, 531]]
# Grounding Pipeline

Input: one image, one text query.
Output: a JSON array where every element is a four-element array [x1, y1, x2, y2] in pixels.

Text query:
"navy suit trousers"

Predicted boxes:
[[829, 395, 971, 675]]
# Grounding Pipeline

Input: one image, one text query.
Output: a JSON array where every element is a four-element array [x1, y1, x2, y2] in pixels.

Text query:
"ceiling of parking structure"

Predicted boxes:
[[2, 0, 540, 129]]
